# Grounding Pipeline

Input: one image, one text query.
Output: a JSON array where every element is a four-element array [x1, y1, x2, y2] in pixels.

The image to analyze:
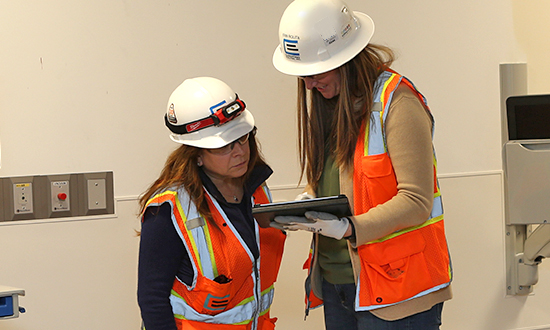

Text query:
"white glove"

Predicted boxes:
[[269, 221, 287, 231], [269, 193, 314, 231], [285, 211, 350, 240], [295, 192, 315, 201], [272, 214, 315, 231]]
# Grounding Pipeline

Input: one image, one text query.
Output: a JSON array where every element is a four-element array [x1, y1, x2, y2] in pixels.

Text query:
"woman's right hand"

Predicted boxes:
[[295, 192, 315, 200]]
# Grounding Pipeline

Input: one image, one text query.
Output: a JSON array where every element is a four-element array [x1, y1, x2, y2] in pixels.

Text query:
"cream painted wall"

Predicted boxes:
[[512, 1, 550, 94], [0, 201, 142, 329], [1, 0, 550, 329]]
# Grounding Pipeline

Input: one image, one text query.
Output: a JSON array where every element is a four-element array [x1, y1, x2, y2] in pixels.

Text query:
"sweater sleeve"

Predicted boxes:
[[138, 203, 186, 330], [351, 85, 435, 245]]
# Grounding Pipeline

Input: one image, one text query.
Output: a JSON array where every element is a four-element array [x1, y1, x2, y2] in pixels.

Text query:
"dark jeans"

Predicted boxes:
[[322, 279, 443, 330]]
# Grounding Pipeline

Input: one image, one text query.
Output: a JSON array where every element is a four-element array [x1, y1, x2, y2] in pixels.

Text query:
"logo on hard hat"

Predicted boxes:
[[167, 103, 177, 123], [283, 38, 300, 61], [187, 122, 202, 132], [323, 34, 337, 46], [341, 23, 352, 38]]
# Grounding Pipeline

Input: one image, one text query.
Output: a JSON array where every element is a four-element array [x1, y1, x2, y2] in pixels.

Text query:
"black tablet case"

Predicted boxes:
[[252, 194, 351, 219]]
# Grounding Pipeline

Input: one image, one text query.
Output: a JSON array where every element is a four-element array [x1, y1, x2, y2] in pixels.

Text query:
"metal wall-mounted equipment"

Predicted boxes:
[[0, 171, 114, 222], [501, 63, 550, 295], [0, 286, 25, 319], [505, 139, 550, 226]]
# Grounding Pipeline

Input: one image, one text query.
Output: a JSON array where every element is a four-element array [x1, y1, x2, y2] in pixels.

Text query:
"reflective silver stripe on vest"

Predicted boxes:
[[431, 195, 443, 219], [367, 102, 385, 155], [355, 281, 449, 311], [145, 190, 201, 290], [170, 287, 274, 325], [173, 187, 214, 284], [368, 72, 403, 156]]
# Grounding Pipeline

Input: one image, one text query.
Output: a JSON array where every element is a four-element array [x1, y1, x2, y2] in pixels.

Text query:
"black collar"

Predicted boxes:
[[199, 164, 273, 205]]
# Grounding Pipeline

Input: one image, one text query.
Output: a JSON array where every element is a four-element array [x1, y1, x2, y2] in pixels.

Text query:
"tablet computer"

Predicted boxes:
[[252, 195, 351, 223]]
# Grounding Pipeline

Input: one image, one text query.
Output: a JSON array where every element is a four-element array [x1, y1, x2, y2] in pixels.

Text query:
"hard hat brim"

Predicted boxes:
[[169, 109, 255, 149], [272, 12, 375, 76]]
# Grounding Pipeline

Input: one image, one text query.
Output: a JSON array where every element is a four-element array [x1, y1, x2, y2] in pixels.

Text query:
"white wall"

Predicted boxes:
[[1, 0, 550, 329]]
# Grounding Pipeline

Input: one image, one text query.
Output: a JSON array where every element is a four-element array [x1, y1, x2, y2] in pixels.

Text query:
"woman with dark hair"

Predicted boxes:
[[137, 77, 285, 330], [271, 0, 452, 329]]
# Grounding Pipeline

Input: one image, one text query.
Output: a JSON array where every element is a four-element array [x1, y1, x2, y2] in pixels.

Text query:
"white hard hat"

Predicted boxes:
[[164, 77, 254, 149], [272, 0, 375, 76]]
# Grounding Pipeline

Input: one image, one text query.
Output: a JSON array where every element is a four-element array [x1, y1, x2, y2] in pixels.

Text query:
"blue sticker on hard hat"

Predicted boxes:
[[209, 99, 227, 114], [283, 38, 300, 60]]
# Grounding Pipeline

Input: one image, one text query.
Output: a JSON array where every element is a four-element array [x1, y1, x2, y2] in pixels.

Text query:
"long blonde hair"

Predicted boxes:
[[138, 129, 265, 220], [297, 44, 395, 192]]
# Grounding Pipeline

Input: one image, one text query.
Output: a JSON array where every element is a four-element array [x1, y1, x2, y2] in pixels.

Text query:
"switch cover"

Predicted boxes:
[[1, 176, 46, 221], [77, 172, 114, 216], [13, 182, 33, 214], [88, 179, 107, 210], [36, 174, 79, 218]]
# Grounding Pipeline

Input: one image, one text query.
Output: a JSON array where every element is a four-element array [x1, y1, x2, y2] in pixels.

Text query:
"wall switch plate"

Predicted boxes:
[[77, 172, 114, 216], [36, 174, 79, 218], [87, 179, 107, 210], [1, 176, 46, 221], [13, 182, 33, 214], [52, 180, 70, 211]]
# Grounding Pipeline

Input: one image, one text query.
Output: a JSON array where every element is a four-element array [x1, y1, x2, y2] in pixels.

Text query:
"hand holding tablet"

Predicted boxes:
[[253, 195, 351, 229]]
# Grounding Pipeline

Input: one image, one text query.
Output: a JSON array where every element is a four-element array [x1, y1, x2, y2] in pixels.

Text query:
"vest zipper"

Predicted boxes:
[[251, 259, 261, 329]]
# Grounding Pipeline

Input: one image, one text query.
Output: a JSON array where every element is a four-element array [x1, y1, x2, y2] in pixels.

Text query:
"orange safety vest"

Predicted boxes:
[[304, 70, 452, 313], [145, 184, 286, 329]]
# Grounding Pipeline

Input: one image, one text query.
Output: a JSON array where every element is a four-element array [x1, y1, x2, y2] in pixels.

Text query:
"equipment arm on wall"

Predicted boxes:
[[523, 224, 550, 266], [511, 224, 550, 293], [501, 62, 550, 295]]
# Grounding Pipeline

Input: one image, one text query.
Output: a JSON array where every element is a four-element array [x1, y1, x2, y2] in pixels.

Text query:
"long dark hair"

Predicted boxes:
[[297, 44, 395, 192], [138, 128, 265, 220]]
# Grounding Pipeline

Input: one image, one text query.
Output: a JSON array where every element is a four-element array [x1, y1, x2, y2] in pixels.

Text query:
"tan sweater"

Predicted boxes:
[[309, 84, 452, 321]]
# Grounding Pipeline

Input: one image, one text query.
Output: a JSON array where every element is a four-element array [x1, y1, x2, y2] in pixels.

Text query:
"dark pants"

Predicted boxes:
[[322, 279, 443, 330]]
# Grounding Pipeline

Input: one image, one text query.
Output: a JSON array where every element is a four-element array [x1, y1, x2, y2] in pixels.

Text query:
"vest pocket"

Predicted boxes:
[[191, 275, 233, 315], [358, 229, 432, 307], [359, 153, 398, 208]]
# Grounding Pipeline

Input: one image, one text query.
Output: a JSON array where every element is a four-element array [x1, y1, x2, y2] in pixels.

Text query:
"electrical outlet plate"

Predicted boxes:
[[1, 176, 44, 221], [13, 182, 33, 214]]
